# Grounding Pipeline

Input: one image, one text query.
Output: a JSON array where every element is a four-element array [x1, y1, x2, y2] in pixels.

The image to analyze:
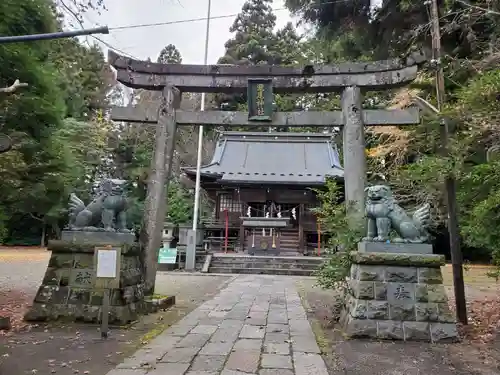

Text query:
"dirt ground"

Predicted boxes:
[[0, 247, 233, 375], [296, 265, 500, 375]]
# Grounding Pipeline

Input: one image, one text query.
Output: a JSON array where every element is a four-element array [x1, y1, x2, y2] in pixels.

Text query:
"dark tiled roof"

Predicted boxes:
[[182, 132, 343, 185]]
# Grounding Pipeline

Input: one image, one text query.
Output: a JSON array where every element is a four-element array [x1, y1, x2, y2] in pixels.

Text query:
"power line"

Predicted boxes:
[[84, 0, 359, 61], [91, 35, 140, 59], [109, 0, 353, 32]]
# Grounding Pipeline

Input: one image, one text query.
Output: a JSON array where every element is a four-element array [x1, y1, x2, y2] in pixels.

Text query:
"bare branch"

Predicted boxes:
[[0, 79, 28, 94]]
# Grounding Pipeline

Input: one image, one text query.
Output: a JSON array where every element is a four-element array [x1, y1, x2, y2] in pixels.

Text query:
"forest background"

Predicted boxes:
[[1, 0, 500, 269]]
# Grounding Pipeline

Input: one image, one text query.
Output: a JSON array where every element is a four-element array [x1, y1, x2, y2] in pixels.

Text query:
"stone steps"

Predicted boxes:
[[208, 266, 315, 276], [211, 261, 319, 270], [208, 255, 323, 276]]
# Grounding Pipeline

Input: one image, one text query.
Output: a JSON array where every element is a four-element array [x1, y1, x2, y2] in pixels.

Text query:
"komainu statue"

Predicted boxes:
[[364, 185, 430, 243], [67, 179, 130, 232]]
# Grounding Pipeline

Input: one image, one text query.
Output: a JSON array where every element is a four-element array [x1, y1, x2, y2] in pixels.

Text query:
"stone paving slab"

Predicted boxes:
[[104, 275, 329, 375]]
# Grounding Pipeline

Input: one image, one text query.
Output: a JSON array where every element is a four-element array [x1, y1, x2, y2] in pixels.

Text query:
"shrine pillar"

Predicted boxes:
[[341, 86, 366, 225]]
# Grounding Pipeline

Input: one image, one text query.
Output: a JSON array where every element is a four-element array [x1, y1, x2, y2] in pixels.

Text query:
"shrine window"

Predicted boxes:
[[219, 194, 242, 213]]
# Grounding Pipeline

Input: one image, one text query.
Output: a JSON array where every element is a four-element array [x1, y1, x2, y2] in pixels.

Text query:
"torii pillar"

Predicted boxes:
[[342, 86, 366, 223]]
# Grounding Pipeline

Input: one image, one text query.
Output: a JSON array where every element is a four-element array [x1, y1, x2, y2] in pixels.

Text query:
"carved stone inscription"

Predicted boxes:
[[387, 283, 415, 303]]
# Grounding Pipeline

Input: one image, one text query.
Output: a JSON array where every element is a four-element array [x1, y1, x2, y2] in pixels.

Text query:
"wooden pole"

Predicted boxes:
[[429, 0, 467, 325], [317, 221, 321, 257], [224, 209, 229, 253]]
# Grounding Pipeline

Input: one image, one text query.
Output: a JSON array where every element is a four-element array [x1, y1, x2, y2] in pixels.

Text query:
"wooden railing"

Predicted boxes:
[[201, 217, 240, 228]]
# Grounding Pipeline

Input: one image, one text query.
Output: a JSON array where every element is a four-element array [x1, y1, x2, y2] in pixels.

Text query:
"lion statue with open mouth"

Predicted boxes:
[[364, 185, 430, 243]]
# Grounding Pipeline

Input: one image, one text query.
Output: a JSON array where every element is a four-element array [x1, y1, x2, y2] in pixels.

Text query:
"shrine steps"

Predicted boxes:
[[208, 254, 324, 276], [279, 229, 300, 253]]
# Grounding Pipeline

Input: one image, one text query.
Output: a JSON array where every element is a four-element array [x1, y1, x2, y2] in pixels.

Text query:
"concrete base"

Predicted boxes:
[[185, 229, 197, 271], [358, 241, 433, 254]]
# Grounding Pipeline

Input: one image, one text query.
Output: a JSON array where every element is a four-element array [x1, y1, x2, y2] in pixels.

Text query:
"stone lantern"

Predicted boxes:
[[162, 222, 175, 248]]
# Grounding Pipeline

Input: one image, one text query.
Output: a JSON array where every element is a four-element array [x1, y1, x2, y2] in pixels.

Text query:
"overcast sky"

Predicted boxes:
[[82, 0, 292, 64], [81, 0, 382, 65]]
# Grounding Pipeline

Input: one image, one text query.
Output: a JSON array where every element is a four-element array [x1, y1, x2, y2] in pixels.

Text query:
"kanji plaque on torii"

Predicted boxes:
[[108, 50, 425, 288]]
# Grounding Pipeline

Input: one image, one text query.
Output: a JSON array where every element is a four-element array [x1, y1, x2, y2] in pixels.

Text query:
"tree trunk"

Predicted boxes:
[[40, 224, 46, 247]]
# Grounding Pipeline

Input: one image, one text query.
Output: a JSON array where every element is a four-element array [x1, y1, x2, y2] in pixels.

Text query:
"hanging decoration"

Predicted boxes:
[[246, 206, 251, 217], [277, 205, 282, 218], [292, 207, 297, 220], [246, 204, 300, 217], [251, 229, 255, 248]]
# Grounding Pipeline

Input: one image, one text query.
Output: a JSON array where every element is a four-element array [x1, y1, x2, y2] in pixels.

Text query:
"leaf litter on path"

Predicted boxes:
[[0, 288, 33, 334]]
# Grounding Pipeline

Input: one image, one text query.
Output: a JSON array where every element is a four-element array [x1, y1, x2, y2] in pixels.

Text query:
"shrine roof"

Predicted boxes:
[[182, 131, 343, 186]]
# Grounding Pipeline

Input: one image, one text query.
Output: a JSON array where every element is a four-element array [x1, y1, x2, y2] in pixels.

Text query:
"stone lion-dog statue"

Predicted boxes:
[[363, 184, 431, 243], [67, 179, 130, 232]]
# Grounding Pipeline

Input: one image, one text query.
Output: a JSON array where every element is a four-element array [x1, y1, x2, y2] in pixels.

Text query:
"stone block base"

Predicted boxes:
[[340, 315, 458, 342], [340, 250, 458, 343], [24, 233, 165, 325]]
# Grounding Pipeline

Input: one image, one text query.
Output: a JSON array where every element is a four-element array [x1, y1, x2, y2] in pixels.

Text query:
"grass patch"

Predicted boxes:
[[295, 280, 332, 354], [441, 264, 497, 285]]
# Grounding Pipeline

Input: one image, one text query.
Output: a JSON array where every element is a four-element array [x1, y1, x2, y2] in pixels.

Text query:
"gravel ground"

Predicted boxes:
[[0, 248, 232, 375], [0, 248, 49, 291]]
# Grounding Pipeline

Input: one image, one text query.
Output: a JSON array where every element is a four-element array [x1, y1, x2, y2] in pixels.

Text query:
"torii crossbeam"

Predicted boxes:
[[108, 50, 425, 290]]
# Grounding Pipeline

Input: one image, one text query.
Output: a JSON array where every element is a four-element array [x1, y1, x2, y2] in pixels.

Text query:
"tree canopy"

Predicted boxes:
[[2, 0, 500, 276]]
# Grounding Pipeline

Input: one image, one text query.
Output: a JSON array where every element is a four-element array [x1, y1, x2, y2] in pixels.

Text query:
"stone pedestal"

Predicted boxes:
[[340, 251, 458, 342], [358, 241, 433, 254], [24, 231, 148, 324]]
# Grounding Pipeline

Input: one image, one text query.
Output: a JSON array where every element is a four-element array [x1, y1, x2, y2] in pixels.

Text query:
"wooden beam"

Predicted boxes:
[[110, 106, 420, 127], [108, 50, 426, 76], [113, 66, 418, 93]]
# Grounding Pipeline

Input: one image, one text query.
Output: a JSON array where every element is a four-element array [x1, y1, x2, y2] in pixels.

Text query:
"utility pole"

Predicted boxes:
[[429, 0, 467, 325], [186, 0, 212, 270]]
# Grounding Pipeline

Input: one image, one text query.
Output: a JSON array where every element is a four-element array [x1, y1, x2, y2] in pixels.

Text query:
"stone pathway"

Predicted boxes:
[[107, 275, 328, 375]]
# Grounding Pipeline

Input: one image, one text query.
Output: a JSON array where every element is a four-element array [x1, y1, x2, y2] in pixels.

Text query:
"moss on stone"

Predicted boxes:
[[350, 251, 445, 267], [48, 240, 140, 255]]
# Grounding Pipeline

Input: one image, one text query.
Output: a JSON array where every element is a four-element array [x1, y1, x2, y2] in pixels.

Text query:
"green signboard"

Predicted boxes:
[[158, 246, 178, 264]]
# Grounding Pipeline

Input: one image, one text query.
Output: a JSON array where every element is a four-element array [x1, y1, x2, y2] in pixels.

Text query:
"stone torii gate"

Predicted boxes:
[[108, 50, 424, 292]]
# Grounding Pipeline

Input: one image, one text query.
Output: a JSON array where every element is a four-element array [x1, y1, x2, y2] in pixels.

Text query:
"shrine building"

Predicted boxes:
[[182, 131, 343, 256]]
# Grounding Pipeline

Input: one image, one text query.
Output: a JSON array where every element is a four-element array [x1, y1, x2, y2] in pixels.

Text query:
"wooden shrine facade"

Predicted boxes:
[[108, 50, 423, 276], [180, 131, 343, 254]]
